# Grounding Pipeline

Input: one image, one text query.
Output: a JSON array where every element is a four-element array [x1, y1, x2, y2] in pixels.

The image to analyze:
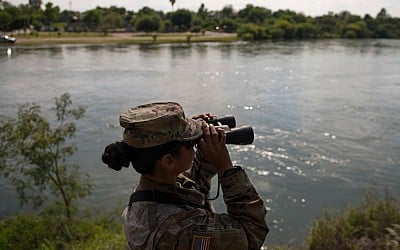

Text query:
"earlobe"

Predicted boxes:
[[161, 154, 175, 170]]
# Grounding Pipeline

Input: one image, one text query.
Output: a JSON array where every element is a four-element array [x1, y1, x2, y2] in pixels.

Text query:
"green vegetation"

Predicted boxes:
[[0, 94, 123, 249], [135, 14, 163, 33], [0, 93, 92, 219], [0, 212, 125, 249], [12, 32, 237, 46], [307, 190, 400, 250], [1, 1, 399, 40], [1, 190, 398, 249]]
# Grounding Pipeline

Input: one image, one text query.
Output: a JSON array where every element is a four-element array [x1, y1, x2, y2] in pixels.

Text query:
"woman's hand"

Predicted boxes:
[[192, 113, 216, 121], [198, 121, 233, 175]]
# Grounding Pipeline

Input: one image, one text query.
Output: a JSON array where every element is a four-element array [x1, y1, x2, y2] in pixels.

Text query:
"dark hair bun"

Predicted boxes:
[[101, 141, 132, 171]]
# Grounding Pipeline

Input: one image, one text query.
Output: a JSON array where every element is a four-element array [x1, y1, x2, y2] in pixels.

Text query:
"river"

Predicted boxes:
[[1, 40, 399, 245]]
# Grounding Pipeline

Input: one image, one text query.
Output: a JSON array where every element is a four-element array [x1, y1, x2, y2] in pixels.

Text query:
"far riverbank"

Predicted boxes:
[[11, 32, 238, 46]]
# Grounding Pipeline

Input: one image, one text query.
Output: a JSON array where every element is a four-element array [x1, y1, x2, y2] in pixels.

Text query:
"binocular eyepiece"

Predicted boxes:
[[204, 115, 254, 145]]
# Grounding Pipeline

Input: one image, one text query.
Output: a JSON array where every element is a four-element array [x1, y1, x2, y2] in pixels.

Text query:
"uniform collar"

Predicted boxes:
[[137, 175, 206, 207]]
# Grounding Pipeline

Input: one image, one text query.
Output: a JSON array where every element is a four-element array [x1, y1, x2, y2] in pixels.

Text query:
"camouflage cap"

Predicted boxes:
[[120, 102, 203, 148]]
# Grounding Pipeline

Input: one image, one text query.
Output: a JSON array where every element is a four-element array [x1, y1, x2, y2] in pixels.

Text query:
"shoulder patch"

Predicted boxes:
[[191, 235, 211, 250]]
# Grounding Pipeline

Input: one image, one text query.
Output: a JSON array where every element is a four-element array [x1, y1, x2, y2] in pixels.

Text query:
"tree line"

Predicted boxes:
[[1, 1, 400, 39]]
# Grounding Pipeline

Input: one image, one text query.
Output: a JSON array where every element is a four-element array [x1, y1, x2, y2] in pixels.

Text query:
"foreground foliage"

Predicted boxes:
[[0, 93, 92, 218], [308, 190, 400, 250], [0, 212, 125, 250], [1, 190, 398, 249]]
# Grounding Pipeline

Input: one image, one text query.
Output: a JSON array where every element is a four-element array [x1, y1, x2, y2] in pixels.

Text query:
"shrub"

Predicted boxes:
[[190, 25, 202, 33], [343, 30, 357, 39], [237, 23, 265, 40], [0, 214, 51, 249], [134, 14, 163, 33], [0, 93, 92, 219], [0, 213, 125, 249], [308, 190, 400, 250], [270, 27, 285, 40]]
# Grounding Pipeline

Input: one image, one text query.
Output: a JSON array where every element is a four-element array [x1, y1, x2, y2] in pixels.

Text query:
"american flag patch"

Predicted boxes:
[[191, 235, 211, 250]]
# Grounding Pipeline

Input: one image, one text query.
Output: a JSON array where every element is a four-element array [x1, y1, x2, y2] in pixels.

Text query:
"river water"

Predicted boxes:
[[1, 40, 399, 245]]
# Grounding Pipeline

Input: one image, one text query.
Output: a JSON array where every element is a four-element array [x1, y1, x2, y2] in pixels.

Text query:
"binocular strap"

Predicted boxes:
[[128, 189, 205, 208]]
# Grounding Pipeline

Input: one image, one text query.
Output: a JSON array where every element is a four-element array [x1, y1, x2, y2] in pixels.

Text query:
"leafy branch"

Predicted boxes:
[[0, 93, 92, 218]]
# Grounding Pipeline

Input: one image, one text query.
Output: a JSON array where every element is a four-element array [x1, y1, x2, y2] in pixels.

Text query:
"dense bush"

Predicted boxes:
[[0, 213, 125, 249], [134, 14, 163, 33], [237, 23, 265, 40], [308, 190, 400, 250]]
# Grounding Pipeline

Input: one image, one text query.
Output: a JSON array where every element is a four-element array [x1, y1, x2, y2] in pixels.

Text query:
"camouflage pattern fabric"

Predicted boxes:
[[120, 102, 203, 148], [122, 151, 269, 249]]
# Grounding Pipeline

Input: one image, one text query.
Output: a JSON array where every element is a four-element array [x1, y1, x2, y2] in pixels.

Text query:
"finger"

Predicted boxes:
[[193, 113, 216, 120], [205, 113, 216, 119], [201, 122, 211, 144], [209, 124, 219, 144], [192, 114, 206, 120], [192, 115, 202, 120], [198, 138, 206, 152], [217, 128, 226, 145]]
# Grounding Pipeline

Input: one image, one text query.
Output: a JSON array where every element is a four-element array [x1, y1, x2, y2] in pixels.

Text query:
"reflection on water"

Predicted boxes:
[[6, 48, 11, 57], [0, 40, 399, 245]]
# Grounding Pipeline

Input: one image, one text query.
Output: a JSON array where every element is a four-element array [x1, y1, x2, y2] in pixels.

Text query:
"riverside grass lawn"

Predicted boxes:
[[13, 31, 238, 45]]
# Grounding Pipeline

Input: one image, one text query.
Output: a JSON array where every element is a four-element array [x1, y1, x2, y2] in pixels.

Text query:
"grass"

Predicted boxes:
[[13, 31, 238, 45], [1, 189, 399, 249], [0, 191, 400, 250], [307, 189, 400, 250], [0, 212, 125, 250]]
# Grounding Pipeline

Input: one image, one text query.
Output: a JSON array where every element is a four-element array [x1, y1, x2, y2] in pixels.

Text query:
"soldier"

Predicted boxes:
[[102, 102, 268, 249]]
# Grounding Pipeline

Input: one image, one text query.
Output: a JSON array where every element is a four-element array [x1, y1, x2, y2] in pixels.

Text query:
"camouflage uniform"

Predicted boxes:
[[119, 102, 268, 249], [123, 154, 268, 249]]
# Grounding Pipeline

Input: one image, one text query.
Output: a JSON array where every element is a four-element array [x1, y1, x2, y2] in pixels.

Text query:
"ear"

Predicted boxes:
[[160, 154, 175, 170]]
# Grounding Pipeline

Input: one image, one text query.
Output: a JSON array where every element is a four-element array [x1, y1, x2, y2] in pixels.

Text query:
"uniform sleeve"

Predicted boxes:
[[219, 167, 269, 249]]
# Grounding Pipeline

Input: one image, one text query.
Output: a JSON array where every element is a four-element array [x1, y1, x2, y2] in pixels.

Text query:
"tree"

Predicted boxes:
[[103, 12, 123, 31], [315, 13, 338, 37], [169, 0, 176, 11], [377, 8, 389, 19], [274, 19, 296, 39], [0, 93, 92, 219], [191, 15, 203, 33], [137, 6, 157, 16], [239, 4, 271, 24], [0, 10, 12, 31], [237, 23, 265, 40], [220, 18, 238, 33], [170, 9, 192, 31], [29, 0, 42, 10], [108, 5, 126, 15], [83, 9, 102, 31], [197, 3, 208, 21], [341, 21, 369, 38], [295, 22, 318, 39], [238, 4, 254, 20], [43, 2, 60, 29], [247, 6, 271, 24], [134, 14, 162, 33], [221, 5, 235, 19]]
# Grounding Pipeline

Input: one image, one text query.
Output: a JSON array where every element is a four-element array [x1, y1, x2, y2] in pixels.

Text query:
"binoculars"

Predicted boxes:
[[204, 115, 254, 145]]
